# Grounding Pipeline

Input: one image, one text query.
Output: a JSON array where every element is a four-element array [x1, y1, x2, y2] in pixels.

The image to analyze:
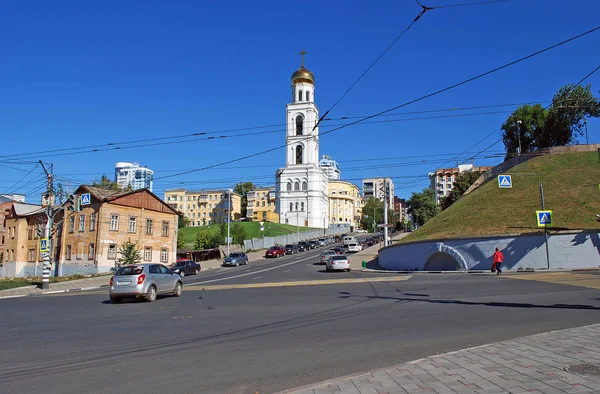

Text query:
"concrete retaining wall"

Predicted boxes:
[[378, 231, 600, 271], [244, 224, 350, 251]]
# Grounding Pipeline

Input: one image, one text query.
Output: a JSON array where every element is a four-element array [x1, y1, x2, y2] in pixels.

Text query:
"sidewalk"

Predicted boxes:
[[349, 233, 409, 272], [0, 249, 269, 299], [283, 323, 600, 394]]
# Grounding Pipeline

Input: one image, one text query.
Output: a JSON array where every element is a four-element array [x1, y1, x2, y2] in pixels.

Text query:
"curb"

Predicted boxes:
[[0, 284, 109, 300]]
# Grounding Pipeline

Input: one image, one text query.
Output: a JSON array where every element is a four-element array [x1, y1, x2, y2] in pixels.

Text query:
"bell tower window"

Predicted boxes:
[[296, 145, 303, 164], [296, 115, 303, 135], [306, 90, 310, 102], [286, 182, 292, 191], [298, 90, 303, 102]]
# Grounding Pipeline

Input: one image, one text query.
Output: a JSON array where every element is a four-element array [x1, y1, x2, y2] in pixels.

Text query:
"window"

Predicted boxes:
[[28, 226, 33, 240], [79, 215, 85, 232], [28, 248, 35, 262], [302, 181, 307, 190], [262, 201, 265, 207], [290, 202, 293, 211], [301, 202, 304, 211], [162, 221, 169, 236], [107, 244, 117, 260], [69, 216, 75, 233], [160, 249, 168, 263], [34, 224, 40, 238], [144, 247, 152, 262], [88, 243, 95, 260], [128, 217, 136, 233], [146, 219, 153, 235], [110, 215, 119, 231], [287, 182, 292, 191], [306, 90, 310, 101], [295, 202, 299, 211], [296, 145, 303, 164], [294, 182, 300, 191], [66, 245, 72, 261], [90, 213, 96, 231], [296, 115, 303, 135]]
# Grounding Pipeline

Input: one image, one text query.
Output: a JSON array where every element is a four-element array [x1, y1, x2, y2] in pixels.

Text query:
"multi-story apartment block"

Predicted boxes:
[[328, 180, 363, 230], [362, 177, 394, 208], [393, 196, 407, 223], [58, 186, 179, 275], [163, 189, 242, 226], [428, 164, 493, 204], [115, 162, 154, 191], [319, 155, 341, 180], [247, 186, 279, 222]]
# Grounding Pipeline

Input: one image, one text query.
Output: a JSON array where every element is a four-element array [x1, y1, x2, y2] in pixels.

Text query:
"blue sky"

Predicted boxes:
[[1, 0, 599, 201]]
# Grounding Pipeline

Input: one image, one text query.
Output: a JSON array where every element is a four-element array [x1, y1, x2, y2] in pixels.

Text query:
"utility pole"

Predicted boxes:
[[227, 188, 232, 256], [383, 179, 389, 246], [584, 118, 589, 145], [39, 161, 54, 290], [516, 120, 523, 156]]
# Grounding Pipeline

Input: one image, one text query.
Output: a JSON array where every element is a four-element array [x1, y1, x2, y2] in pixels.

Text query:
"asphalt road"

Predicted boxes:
[[1, 242, 600, 394]]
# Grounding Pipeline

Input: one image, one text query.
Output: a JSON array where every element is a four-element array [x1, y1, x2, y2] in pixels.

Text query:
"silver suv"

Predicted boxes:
[[109, 263, 183, 303]]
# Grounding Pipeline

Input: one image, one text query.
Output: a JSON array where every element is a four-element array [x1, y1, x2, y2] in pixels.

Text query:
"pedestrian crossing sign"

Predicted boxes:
[[40, 238, 49, 252], [80, 193, 91, 206], [498, 175, 512, 188], [536, 210, 553, 227]]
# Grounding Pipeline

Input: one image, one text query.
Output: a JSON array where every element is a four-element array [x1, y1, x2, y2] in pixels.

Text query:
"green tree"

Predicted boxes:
[[92, 175, 123, 191], [231, 223, 247, 248], [178, 215, 189, 229], [194, 229, 213, 250], [117, 239, 142, 265], [359, 198, 384, 233], [407, 188, 437, 227], [234, 182, 255, 218], [502, 84, 599, 157], [219, 222, 227, 242], [439, 171, 484, 210]]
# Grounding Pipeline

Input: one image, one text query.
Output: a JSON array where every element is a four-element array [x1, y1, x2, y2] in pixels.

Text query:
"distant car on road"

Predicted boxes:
[[331, 247, 344, 255], [347, 243, 362, 253], [320, 250, 336, 264], [355, 229, 367, 233], [223, 252, 249, 266], [297, 242, 309, 252], [109, 263, 183, 303], [308, 240, 319, 249], [285, 244, 298, 255], [327, 255, 350, 272], [265, 246, 286, 258], [171, 260, 201, 277]]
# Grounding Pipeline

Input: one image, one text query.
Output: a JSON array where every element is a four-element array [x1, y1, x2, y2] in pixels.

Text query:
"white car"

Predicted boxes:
[[327, 255, 350, 272], [355, 229, 367, 233], [347, 243, 362, 253]]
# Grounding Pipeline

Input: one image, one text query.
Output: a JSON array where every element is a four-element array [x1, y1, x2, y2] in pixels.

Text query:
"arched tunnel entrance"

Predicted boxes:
[[423, 252, 461, 271]]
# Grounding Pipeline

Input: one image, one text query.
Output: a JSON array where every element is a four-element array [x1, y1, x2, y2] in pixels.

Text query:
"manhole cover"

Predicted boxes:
[[564, 364, 600, 376]]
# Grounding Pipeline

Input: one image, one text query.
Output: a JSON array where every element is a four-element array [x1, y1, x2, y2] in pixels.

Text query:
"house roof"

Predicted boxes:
[[77, 185, 180, 215], [12, 203, 44, 217]]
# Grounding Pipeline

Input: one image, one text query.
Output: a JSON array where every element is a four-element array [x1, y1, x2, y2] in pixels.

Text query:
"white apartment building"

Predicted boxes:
[[319, 155, 341, 180], [114, 162, 154, 192], [428, 164, 493, 204]]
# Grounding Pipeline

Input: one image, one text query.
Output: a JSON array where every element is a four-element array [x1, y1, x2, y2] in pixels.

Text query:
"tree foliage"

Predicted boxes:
[[194, 229, 214, 250], [502, 84, 599, 157], [178, 215, 188, 229], [117, 239, 142, 265], [359, 198, 393, 233], [231, 223, 247, 248], [439, 171, 483, 210], [92, 174, 129, 191], [234, 182, 255, 218], [407, 188, 437, 227]]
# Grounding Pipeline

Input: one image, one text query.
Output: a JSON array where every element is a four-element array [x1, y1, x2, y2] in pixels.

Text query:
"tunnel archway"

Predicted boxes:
[[423, 252, 461, 271]]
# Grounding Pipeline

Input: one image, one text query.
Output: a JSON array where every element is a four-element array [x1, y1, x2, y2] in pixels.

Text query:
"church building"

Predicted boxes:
[[275, 53, 329, 229]]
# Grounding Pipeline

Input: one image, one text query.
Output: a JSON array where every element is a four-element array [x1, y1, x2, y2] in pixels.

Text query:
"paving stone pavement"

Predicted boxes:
[[282, 324, 600, 394]]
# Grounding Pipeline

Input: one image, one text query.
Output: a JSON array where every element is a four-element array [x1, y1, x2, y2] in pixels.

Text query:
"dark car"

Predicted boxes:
[[285, 244, 298, 255], [171, 260, 201, 277], [332, 247, 344, 255], [365, 238, 375, 247], [297, 242, 308, 252], [265, 246, 286, 258], [308, 240, 319, 249]]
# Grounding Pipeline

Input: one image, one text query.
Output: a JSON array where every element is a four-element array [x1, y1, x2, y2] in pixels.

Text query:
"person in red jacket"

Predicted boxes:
[[492, 248, 504, 275]]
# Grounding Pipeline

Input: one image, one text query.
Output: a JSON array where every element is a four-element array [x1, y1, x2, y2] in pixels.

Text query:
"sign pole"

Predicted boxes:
[[540, 183, 550, 270], [39, 161, 54, 290]]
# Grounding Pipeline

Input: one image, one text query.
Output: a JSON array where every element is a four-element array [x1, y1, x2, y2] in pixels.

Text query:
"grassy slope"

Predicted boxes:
[[179, 221, 317, 247], [403, 151, 600, 243]]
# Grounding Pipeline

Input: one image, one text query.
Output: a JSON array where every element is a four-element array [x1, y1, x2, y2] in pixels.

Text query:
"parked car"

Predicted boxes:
[[331, 247, 344, 255], [347, 243, 362, 253], [109, 263, 183, 303], [223, 252, 249, 266], [171, 260, 201, 277], [365, 238, 375, 247], [297, 242, 309, 252], [265, 246, 286, 258], [308, 240, 319, 249], [318, 239, 327, 247], [355, 228, 367, 233], [285, 244, 298, 255], [326, 255, 351, 272], [320, 250, 336, 264]]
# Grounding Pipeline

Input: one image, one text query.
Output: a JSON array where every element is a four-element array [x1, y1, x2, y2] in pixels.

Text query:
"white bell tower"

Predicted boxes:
[[276, 51, 329, 229]]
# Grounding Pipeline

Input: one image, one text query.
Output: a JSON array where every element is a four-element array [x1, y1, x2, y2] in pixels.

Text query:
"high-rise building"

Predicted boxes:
[[428, 164, 493, 204], [114, 162, 154, 191], [275, 53, 329, 228], [319, 155, 341, 180], [362, 178, 394, 208]]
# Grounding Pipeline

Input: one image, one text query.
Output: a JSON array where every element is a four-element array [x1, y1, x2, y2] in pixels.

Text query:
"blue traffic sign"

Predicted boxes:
[[536, 210, 553, 227], [40, 238, 49, 252], [498, 175, 512, 188], [81, 193, 91, 205]]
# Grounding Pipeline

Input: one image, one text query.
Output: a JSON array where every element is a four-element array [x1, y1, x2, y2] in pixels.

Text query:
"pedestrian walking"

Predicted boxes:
[[492, 247, 504, 275]]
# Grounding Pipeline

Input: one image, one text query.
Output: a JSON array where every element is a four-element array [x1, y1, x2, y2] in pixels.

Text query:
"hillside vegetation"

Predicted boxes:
[[402, 151, 600, 243]]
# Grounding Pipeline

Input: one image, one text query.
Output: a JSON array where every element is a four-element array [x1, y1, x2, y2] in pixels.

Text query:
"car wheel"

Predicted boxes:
[[195, 268, 200, 275], [179, 271, 185, 278], [110, 296, 122, 304], [146, 286, 157, 302], [236, 262, 239, 267], [173, 282, 183, 297]]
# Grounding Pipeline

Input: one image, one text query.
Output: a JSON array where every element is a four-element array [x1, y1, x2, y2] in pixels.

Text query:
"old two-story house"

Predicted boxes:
[[59, 186, 179, 275]]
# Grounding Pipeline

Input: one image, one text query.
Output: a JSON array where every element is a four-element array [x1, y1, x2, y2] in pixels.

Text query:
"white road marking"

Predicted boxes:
[[252, 276, 263, 280], [284, 270, 291, 272]]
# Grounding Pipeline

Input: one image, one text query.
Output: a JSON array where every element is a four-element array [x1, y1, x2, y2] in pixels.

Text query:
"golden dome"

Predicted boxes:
[[291, 66, 315, 85]]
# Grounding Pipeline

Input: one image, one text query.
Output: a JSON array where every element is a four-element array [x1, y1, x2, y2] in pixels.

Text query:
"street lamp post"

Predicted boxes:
[[227, 188, 232, 256], [516, 120, 523, 156], [296, 197, 300, 243], [584, 118, 589, 145]]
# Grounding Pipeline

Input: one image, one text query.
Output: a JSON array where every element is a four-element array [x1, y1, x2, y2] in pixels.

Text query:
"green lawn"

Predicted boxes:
[[179, 221, 317, 248], [402, 151, 600, 243]]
